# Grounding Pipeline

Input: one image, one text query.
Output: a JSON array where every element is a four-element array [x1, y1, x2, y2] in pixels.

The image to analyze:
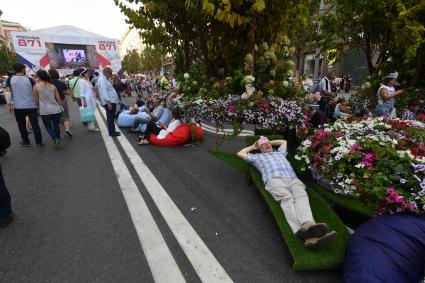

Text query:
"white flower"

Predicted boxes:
[[184, 73, 190, 79], [283, 80, 289, 87], [400, 178, 407, 184]]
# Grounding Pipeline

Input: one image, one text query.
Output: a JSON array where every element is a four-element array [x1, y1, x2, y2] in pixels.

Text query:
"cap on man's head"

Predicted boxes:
[[257, 136, 269, 149]]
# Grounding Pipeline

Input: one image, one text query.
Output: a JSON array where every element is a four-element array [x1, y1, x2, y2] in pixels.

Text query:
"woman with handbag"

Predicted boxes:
[[33, 70, 63, 148], [79, 68, 99, 132]]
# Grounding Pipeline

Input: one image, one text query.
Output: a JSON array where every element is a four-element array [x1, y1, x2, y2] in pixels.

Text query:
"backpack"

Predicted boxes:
[[0, 127, 11, 151]]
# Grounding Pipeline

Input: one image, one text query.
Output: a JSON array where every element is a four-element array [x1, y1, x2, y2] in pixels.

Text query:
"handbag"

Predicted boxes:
[[79, 107, 95, 122]]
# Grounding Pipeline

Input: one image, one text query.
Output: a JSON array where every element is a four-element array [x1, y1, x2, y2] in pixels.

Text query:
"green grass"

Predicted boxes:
[[211, 149, 350, 271]]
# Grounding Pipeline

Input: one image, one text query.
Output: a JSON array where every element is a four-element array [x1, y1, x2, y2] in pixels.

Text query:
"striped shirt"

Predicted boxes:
[[247, 148, 297, 184]]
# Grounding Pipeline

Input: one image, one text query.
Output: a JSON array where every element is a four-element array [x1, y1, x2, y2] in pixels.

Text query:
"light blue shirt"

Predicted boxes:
[[247, 148, 297, 184], [97, 75, 119, 105]]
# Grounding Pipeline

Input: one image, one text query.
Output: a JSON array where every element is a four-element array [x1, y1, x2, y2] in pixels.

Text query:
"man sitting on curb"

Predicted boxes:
[[237, 136, 337, 248]]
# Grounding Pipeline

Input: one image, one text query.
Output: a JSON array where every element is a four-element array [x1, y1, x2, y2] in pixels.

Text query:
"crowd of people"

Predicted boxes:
[[303, 71, 412, 128]]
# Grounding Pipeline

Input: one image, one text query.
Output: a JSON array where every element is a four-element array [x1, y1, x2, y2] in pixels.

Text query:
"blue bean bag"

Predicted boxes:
[[117, 111, 150, 128], [138, 108, 172, 132], [343, 214, 425, 283]]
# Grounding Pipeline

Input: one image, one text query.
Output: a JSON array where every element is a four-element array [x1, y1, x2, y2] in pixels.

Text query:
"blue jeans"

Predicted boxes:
[[103, 103, 117, 135], [0, 164, 12, 218], [41, 113, 61, 141]]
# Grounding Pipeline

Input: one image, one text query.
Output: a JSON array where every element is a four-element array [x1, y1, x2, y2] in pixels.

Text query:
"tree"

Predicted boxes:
[[115, 0, 311, 78], [121, 49, 142, 74], [139, 45, 165, 73], [0, 45, 16, 75], [320, 0, 425, 87]]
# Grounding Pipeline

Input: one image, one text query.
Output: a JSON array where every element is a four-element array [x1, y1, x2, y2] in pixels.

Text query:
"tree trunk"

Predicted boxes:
[[200, 28, 213, 78], [296, 46, 303, 76], [411, 43, 425, 88], [364, 36, 375, 75], [247, 20, 257, 75]]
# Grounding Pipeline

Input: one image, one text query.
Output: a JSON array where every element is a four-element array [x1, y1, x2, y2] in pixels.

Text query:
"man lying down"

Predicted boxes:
[[237, 136, 336, 248]]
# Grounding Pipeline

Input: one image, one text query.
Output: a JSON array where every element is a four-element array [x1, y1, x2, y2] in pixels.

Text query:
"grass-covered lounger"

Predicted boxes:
[[211, 135, 350, 271]]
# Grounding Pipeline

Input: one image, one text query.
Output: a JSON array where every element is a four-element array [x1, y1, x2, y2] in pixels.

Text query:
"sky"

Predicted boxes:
[[0, 0, 130, 39]]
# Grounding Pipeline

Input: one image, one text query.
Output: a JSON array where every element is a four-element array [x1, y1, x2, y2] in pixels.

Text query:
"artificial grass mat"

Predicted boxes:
[[211, 150, 350, 271]]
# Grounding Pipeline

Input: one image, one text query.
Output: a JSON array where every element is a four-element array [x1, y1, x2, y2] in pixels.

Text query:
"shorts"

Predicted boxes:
[[60, 99, 70, 122]]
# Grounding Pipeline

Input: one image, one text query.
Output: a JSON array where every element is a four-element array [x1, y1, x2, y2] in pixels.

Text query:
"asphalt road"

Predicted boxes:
[[0, 98, 343, 283]]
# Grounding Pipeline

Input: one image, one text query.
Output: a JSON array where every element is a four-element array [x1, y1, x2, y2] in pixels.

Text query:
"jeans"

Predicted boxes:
[[41, 113, 61, 141], [142, 121, 161, 141], [0, 164, 12, 218], [103, 103, 117, 135], [14, 108, 43, 145]]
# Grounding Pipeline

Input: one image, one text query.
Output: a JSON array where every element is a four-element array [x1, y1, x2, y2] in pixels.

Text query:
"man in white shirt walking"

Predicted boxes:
[[97, 68, 120, 137], [318, 71, 336, 119]]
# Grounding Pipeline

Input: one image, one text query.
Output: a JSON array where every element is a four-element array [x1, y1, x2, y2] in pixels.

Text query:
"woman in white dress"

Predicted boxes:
[[79, 68, 99, 131]]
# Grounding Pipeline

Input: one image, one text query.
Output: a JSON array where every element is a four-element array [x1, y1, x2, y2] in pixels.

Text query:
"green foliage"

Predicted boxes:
[[321, 0, 425, 88], [0, 46, 16, 75], [140, 45, 165, 73], [121, 49, 142, 74]]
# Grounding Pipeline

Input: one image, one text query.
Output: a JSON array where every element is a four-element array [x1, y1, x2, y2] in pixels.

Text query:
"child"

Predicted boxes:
[[402, 99, 420, 120]]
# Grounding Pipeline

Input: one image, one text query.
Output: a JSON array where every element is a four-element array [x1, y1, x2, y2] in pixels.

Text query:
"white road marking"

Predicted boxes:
[[99, 107, 233, 283], [201, 124, 254, 137], [94, 110, 186, 283]]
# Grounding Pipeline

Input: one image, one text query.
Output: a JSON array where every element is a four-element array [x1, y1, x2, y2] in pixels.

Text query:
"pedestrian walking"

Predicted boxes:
[[79, 68, 99, 131], [48, 69, 73, 138], [5, 63, 43, 147], [0, 126, 13, 228], [97, 67, 120, 137], [33, 70, 63, 148], [69, 69, 82, 107]]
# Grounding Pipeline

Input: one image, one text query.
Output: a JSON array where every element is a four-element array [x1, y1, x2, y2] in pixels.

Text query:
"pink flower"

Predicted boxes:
[[228, 104, 236, 113], [350, 144, 363, 152]]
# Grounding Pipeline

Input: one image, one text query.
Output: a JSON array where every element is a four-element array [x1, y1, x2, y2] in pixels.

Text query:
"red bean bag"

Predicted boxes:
[[190, 125, 204, 141], [150, 124, 190, 147]]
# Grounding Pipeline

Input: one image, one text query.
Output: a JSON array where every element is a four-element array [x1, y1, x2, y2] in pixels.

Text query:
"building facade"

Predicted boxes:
[[0, 11, 28, 50], [119, 28, 144, 58]]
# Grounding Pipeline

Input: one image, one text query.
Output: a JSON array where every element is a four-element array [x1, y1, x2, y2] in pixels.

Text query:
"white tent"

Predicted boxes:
[[11, 25, 122, 76]]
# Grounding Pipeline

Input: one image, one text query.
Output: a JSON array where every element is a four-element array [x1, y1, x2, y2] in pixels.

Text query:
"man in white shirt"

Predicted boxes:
[[97, 68, 120, 137]]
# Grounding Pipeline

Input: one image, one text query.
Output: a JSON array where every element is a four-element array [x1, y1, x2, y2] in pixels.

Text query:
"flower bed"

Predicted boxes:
[[295, 117, 425, 215]]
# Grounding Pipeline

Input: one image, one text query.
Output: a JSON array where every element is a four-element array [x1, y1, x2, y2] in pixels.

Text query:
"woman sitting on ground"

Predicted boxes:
[[138, 108, 182, 145]]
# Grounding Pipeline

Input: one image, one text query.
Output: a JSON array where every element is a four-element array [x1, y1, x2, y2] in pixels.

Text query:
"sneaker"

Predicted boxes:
[[296, 223, 329, 240], [66, 130, 73, 138], [304, 231, 337, 249], [110, 132, 121, 137], [54, 139, 60, 148], [88, 127, 100, 132], [36, 143, 44, 149], [20, 141, 30, 147], [0, 212, 14, 228]]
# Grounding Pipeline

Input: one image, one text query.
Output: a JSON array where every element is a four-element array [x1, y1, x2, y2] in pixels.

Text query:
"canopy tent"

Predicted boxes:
[[11, 25, 122, 76]]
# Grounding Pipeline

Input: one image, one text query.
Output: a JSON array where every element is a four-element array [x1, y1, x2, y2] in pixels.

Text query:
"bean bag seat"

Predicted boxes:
[[138, 108, 172, 132], [150, 124, 190, 147], [343, 214, 425, 283], [193, 125, 204, 141], [118, 111, 150, 128]]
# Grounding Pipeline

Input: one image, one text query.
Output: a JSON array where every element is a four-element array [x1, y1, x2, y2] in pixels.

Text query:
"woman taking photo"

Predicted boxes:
[[375, 74, 404, 118], [33, 70, 63, 147], [138, 108, 181, 145], [79, 68, 99, 131]]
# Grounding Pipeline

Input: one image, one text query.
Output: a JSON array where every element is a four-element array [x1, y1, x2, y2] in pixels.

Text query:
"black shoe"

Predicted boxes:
[[20, 141, 30, 147], [110, 132, 121, 137], [0, 212, 14, 228], [36, 143, 45, 149], [66, 130, 73, 138]]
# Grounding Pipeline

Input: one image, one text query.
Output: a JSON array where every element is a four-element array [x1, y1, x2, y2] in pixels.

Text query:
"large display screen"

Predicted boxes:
[[45, 43, 99, 69], [63, 49, 86, 63]]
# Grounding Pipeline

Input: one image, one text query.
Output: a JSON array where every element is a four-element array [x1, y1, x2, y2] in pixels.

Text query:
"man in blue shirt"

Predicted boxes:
[[237, 136, 336, 248], [97, 67, 120, 137]]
